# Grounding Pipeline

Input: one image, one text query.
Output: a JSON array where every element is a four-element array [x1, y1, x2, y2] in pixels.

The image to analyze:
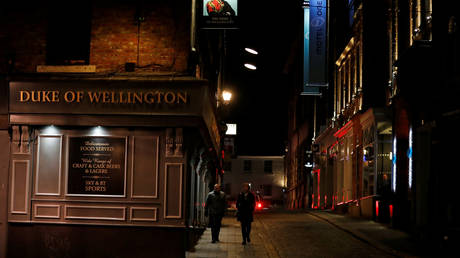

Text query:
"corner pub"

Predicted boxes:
[[3, 78, 220, 257], [0, 1, 221, 257]]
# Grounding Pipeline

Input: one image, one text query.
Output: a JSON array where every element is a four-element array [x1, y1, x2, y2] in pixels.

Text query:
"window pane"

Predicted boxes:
[[244, 160, 251, 172], [264, 160, 273, 173], [46, 2, 91, 65]]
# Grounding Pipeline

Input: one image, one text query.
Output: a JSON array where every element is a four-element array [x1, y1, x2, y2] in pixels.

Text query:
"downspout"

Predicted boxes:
[[191, 0, 197, 52]]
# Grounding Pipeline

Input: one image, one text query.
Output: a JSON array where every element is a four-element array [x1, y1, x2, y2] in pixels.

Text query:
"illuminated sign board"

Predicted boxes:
[[9, 81, 200, 115], [309, 0, 328, 87], [67, 136, 127, 196], [302, 0, 328, 96], [200, 0, 238, 29], [225, 123, 237, 135]]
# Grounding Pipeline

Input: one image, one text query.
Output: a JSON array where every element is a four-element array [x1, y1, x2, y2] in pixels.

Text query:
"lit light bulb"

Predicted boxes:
[[244, 47, 258, 55], [222, 91, 232, 102], [244, 63, 257, 70]]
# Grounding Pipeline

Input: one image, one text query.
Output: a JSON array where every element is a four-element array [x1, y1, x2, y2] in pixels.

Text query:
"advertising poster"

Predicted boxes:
[[201, 0, 238, 29], [309, 0, 328, 87], [302, 3, 322, 96]]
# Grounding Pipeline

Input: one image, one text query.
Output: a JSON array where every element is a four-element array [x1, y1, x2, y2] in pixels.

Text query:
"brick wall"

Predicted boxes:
[[90, 0, 190, 73], [0, 1, 191, 74], [0, 5, 48, 73]]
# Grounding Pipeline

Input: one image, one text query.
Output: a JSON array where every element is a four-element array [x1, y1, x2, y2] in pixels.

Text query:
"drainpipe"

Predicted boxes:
[[191, 0, 197, 52]]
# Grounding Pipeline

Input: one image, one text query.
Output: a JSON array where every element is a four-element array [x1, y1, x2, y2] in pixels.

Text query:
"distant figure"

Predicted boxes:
[[206, 0, 236, 16], [205, 184, 226, 243], [236, 182, 255, 245]]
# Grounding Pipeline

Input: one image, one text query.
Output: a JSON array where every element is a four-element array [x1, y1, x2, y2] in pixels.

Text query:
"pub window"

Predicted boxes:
[[243, 160, 252, 172], [46, 1, 91, 65], [337, 68, 342, 113], [264, 160, 273, 174], [347, 57, 351, 103], [342, 67, 346, 109]]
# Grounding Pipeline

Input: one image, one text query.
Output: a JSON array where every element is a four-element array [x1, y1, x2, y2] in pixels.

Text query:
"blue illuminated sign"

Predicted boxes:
[[302, 1, 327, 96]]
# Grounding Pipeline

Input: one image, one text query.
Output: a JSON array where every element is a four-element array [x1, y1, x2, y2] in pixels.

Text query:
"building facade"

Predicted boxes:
[[287, 0, 459, 246], [387, 0, 459, 244], [311, 0, 392, 218], [0, 1, 224, 257], [224, 156, 285, 205]]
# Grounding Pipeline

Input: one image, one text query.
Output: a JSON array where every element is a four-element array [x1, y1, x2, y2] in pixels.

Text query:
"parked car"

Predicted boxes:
[[255, 192, 271, 211]]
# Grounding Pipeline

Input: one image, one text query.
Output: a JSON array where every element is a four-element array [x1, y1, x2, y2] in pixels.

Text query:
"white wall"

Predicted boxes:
[[224, 156, 285, 202]]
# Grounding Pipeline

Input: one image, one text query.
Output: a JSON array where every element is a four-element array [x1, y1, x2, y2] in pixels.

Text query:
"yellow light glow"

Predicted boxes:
[[222, 91, 232, 102]]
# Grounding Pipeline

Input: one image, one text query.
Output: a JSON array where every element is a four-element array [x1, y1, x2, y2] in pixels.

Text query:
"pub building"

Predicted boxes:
[[3, 77, 221, 257], [0, 1, 223, 257]]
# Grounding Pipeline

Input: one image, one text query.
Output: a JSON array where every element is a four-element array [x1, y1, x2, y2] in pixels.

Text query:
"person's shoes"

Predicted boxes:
[[247, 236, 251, 243], [216, 239, 220, 242], [242, 241, 246, 245], [212, 240, 216, 243]]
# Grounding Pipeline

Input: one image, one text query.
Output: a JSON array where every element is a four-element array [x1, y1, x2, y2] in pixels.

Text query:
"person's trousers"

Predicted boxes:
[[209, 214, 223, 241], [240, 221, 252, 241]]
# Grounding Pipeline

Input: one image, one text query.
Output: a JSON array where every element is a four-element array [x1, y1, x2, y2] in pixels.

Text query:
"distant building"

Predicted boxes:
[[223, 156, 285, 205]]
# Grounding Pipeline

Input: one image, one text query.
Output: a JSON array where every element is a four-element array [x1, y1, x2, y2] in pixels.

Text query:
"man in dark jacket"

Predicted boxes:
[[205, 184, 226, 243], [236, 182, 255, 245]]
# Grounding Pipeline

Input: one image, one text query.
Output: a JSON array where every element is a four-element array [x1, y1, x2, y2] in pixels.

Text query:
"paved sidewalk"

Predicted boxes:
[[308, 210, 420, 257], [186, 216, 278, 258]]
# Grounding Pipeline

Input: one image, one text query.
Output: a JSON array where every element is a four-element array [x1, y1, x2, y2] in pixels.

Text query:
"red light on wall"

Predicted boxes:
[[333, 120, 353, 138], [389, 204, 394, 218], [317, 170, 320, 209], [375, 201, 379, 217]]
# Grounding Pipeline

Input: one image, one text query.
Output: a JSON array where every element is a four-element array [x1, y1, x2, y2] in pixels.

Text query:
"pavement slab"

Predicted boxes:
[[187, 216, 277, 258]]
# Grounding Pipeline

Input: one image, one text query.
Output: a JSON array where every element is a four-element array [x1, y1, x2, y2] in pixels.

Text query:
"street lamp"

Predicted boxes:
[[244, 47, 258, 55], [244, 63, 257, 70], [222, 90, 232, 103]]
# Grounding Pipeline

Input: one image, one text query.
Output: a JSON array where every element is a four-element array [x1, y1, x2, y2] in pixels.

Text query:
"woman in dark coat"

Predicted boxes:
[[236, 182, 255, 245]]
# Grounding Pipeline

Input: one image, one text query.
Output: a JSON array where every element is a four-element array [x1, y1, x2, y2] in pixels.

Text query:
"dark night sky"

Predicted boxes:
[[222, 1, 301, 156]]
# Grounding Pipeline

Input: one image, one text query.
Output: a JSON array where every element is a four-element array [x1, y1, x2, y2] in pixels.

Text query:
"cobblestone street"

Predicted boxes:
[[186, 210, 419, 258]]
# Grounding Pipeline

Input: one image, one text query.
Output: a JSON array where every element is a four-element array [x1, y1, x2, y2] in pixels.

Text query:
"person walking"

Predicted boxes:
[[236, 183, 255, 245], [205, 184, 226, 243]]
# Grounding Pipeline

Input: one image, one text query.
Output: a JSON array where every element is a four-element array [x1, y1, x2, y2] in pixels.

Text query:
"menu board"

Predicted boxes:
[[67, 137, 126, 196]]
